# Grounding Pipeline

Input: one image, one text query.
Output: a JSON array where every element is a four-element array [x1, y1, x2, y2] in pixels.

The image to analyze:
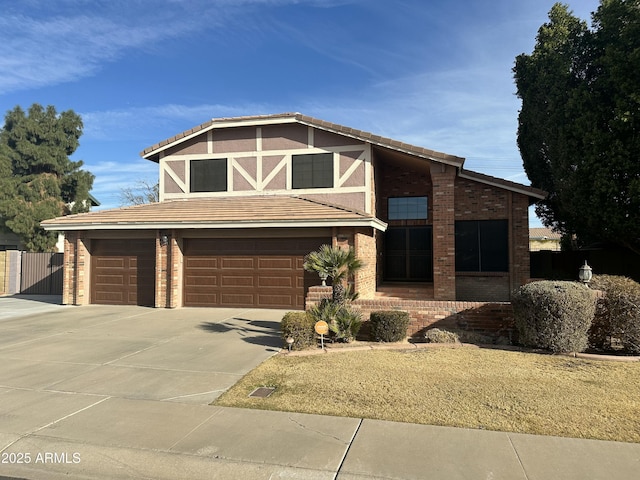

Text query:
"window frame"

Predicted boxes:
[[455, 219, 509, 272], [189, 158, 228, 193], [291, 153, 334, 189], [387, 196, 428, 220]]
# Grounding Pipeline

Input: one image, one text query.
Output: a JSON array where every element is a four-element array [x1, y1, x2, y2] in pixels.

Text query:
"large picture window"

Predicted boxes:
[[190, 159, 227, 192], [455, 220, 508, 272], [388, 196, 428, 220], [292, 153, 333, 189]]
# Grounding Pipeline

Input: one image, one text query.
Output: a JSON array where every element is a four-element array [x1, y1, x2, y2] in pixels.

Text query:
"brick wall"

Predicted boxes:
[[169, 232, 183, 308], [430, 163, 456, 300], [305, 288, 514, 340], [0, 251, 6, 294], [456, 275, 510, 302], [454, 178, 532, 299], [355, 299, 514, 340], [454, 178, 509, 221], [63, 231, 88, 305], [354, 229, 377, 298], [155, 231, 168, 308]]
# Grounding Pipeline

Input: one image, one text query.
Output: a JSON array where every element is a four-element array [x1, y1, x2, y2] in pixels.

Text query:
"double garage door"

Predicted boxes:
[[90, 237, 328, 309], [183, 237, 329, 309]]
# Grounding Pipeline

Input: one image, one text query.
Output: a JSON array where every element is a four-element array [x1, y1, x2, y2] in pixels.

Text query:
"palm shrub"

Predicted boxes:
[[280, 311, 316, 350], [330, 304, 363, 343], [308, 298, 362, 343], [512, 281, 595, 353], [590, 275, 640, 353], [303, 244, 363, 304]]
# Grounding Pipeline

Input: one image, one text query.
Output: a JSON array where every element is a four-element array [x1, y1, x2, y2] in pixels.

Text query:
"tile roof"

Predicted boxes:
[[41, 196, 387, 231], [529, 228, 562, 240], [140, 112, 466, 167]]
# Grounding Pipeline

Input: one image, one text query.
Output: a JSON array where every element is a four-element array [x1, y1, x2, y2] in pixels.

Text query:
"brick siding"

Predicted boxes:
[[306, 287, 514, 341]]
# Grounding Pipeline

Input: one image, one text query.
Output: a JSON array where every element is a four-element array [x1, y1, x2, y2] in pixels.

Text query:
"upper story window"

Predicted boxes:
[[455, 219, 508, 272], [190, 159, 227, 192], [292, 153, 333, 189], [388, 196, 428, 220]]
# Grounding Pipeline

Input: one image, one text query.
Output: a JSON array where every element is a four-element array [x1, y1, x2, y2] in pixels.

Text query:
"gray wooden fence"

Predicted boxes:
[[20, 252, 63, 295]]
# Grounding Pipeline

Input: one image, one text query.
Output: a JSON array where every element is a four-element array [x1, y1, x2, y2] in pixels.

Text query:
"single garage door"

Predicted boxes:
[[183, 237, 330, 309], [91, 239, 155, 306]]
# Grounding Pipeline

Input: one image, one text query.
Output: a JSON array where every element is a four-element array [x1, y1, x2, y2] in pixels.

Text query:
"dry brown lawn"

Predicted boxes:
[[214, 346, 640, 443]]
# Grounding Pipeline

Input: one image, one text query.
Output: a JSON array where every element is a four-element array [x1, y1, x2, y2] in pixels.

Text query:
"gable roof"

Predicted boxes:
[[41, 195, 387, 232], [140, 112, 546, 200], [141, 112, 466, 168]]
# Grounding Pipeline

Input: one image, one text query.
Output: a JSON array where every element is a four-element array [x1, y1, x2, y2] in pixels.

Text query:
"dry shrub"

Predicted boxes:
[[281, 311, 316, 350], [512, 281, 595, 353], [424, 328, 460, 343], [590, 275, 640, 353]]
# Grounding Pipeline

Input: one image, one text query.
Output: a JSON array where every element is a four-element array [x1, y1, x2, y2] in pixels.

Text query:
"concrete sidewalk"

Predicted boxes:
[[2, 403, 639, 480], [0, 299, 638, 479]]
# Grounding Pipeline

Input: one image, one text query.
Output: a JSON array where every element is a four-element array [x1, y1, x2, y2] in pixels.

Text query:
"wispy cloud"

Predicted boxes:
[[0, 0, 331, 95]]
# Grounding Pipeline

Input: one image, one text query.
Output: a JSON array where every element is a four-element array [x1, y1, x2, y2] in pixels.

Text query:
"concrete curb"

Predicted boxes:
[[281, 341, 640, 362]]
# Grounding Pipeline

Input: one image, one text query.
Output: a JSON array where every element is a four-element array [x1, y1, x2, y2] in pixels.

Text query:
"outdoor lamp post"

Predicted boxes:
[[579, 260, 593, 286], [318, 271, 328, 287], [286, 336, 294, 352]]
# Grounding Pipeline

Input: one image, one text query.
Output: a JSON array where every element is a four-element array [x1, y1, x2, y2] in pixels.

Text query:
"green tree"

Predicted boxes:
[[303, 244, 363, 304], [0, 104, 95, 251], [514, 0, 640, 254]]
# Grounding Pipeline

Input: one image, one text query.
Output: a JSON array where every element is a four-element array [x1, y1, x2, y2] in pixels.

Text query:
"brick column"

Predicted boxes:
[[64, 231, 88, 305], [430, 162, 456, 300], [354, 229, 377, 299], [168, 231, 182, 308], [62, 232, 76, 305], [510, 192, 531, 294], [155, 231, 168, 308], [75, 233, 89, 305]]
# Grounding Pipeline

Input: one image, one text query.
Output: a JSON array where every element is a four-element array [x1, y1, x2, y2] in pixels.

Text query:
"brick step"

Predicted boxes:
[[375, 284, 434, 300]]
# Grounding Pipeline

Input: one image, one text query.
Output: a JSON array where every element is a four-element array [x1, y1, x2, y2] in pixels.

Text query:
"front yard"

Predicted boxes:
[[215, 346, 640, 443]]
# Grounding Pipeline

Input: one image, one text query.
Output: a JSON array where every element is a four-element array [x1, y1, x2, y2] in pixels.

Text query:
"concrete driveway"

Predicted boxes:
[[1, 297, 639, 480], [0, 300, 284, 405]]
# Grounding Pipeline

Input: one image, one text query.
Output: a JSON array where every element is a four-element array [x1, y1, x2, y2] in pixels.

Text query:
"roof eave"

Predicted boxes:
[[458, 170, 547, 200], [41, 217, 388, 232]]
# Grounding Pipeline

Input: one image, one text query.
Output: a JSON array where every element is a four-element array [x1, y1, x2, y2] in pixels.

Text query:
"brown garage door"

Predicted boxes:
[[183, 237, 329, 309], [91, 239, 155, 306]]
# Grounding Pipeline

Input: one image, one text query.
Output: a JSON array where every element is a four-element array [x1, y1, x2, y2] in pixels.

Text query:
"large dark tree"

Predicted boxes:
[[0, 104, 95, 252], [514, 0, 640, 254]]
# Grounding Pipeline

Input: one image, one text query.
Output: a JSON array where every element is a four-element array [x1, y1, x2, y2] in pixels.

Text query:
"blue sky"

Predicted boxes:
[[0, 0, 600, 225]]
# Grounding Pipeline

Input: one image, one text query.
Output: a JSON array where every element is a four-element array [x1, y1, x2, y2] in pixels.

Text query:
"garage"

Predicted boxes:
[[183, 237, 330, 309], [90, 239, 156, 306]]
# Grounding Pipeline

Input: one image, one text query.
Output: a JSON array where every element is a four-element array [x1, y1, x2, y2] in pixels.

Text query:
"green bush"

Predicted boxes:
[[329, 304, 363, 343], [369, 311, 410, 342], [512, 281, 595, 353], [590, 275, 640, 353], [308, 299, 362, 343], [281, 311, 316, 350], [424, 328, 460, 343]]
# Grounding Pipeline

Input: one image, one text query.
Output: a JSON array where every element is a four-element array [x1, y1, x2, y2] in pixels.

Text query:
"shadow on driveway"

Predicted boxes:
[[198, 318, 283, 350]]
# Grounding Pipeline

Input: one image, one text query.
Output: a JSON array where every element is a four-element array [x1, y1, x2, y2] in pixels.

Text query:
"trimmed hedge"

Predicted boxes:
[[512, 281, 595, 353], [590, 275, 640, 353], [369, 310, 410, 342], [281, 311, 316, 350]]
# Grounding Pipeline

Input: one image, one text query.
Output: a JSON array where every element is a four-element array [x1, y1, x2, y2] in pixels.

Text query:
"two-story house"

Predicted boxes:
[[41, 113, 545, 310]]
